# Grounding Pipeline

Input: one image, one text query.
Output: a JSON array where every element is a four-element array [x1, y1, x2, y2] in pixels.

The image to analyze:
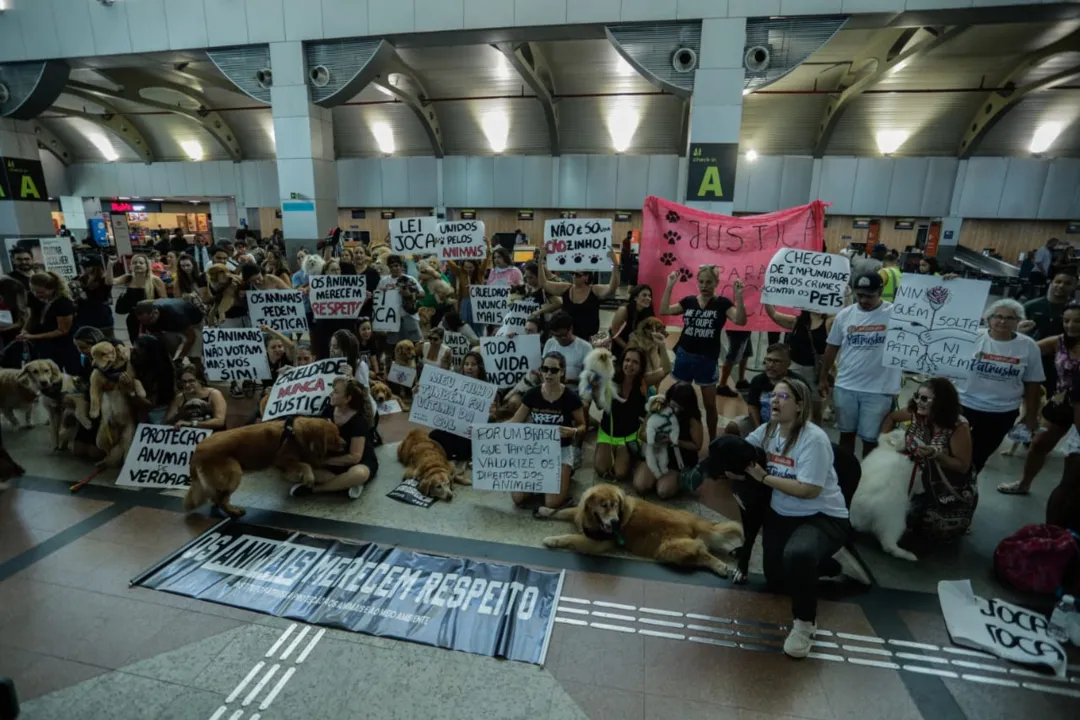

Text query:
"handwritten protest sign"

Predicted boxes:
[[499, 299, 537, 335], [884, 275, 989, 379], [390, 216, 440, 255], [543, 219, 613, 272], [262, 359, 338, 421], [760, 249, 850, 313], [470, 285, 509, 325], [377, 399, 403, 415], [116, 424, 212, 488], [472, 424, 561, 494], [388, 363, 417, 387], [438, 220, 487, 261], [310, 275, 367, 319], [938, 580, 1066, 677], [481, 334, 542, 388], [39, 237, 78, 278], [248, 290, 308, 333], [373, 288, 402, 332], [386, 478, 435, 508], [409, 365, 498, 438], [641, 197, 826, 331], [445, 331, 471, 370], [202, 328, 271, 382]]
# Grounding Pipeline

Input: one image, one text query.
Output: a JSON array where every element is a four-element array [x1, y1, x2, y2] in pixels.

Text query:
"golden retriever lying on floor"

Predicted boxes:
[[185, 417, 344, 517], [397, 428, 469, 501], [537, 484, 743, 577]]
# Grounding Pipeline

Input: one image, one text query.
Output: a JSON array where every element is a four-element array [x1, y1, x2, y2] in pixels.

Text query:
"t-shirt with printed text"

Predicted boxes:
[[959, 331, 1045, 413], [826, 302, 900, 395], [675, 295, 735, 359], [522, 386, 583, 446], [746, 422, 848, 518]]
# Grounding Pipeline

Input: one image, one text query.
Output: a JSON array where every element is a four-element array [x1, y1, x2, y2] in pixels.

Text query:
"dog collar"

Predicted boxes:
[[613, 529, 626, 546], [279, 415, 296, 448]]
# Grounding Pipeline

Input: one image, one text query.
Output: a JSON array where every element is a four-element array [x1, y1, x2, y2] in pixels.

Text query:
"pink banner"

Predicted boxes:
[[640, 197, 827, 332]]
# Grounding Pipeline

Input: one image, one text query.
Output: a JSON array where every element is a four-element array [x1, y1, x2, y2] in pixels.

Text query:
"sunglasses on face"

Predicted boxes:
[[772, 391, 792, 401], [916, 394, 934, 404], [540, 366, 560, 375]]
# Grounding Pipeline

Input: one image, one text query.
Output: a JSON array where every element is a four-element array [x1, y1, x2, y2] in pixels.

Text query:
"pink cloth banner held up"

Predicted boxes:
[[640, 197, 827, 332]]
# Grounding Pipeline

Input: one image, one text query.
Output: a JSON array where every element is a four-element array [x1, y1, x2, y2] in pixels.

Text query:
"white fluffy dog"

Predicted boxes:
[[302, 253, 325, 277], [578, 347, 616, 412], [644, 395, 681, 479], [850, 429, 921, 562]]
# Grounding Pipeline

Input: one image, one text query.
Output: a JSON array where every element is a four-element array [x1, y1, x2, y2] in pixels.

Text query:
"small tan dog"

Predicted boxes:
[[88, 341, 144, 468], [28, 360, 91, 451], [537, 484, 743, 577], [205, 264, 241, 325], [397, 428, 469, 501]]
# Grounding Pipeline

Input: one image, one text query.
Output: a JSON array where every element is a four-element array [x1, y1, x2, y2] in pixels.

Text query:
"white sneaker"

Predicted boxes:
[[347, 484, 364, 500], [834, 546, 873, 586], [784, 619, 816, 659]]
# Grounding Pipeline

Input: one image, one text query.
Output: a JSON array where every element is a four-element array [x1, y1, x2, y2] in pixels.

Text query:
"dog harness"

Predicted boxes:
[[278, 415, 297, 448]]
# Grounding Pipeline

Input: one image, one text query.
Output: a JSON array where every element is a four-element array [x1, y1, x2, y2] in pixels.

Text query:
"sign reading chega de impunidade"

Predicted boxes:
[[248, 289, 308, 333], [116, 423, 212, 488], [543, 219, 613, 272], [309, 275, 367, 320], [759, 249, 850, 313], [202, 327, 271, 382]]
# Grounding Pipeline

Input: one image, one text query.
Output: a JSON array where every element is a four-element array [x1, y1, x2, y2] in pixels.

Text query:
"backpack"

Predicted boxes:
[[993, 524, 1080, 596]]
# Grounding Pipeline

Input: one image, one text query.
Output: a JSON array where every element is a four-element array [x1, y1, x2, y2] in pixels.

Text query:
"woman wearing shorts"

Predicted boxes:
[[595, 344, 671, 481], [660, 265, 746, 442]]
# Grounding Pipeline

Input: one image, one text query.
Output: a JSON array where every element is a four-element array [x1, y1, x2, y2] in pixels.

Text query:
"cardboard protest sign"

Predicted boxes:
[[438, 220, 487, 261], [377, 399, 403, 415], [938, 580, 1067, 677], [470, 285, 509, 325], [500, 299, 537, 334], [373, 288, 402, 332], [202, 328, 271, 382], [885, 275, 989, 379], [116, 424, 212, 488], [248, 290, 308, 333], [309, 275, 367, 320], [471, 424, 561, 494], [388, 363, 417, 387], [481, 334, 542, 389], [390, 216, 440, 255], [760, 249, 850, 313], [386, 478, 435, 508], [262, 359, 338, 421], [543, 219, 613, 272], [445, 330, 471, 370], [39, 237, 77, 278], [640, 197, 826, 331], [409, 365, 498, 438]]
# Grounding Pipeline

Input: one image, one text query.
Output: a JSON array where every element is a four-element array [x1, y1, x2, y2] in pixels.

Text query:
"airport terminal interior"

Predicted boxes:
[[3, 1, 1080, 719]]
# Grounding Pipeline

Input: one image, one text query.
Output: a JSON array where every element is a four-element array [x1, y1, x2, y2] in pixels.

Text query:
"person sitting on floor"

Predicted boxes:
[[429, 351, 496, 463], [165, 364, 227, 431]]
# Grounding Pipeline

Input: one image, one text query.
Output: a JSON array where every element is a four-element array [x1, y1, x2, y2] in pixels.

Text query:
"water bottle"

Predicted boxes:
[[1047, 594, 1075, 643]]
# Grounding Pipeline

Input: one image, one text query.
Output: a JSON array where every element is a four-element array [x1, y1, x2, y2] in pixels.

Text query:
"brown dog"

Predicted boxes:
[[396, 428, 469, 501], [0, 359, 64, 429], [88, 342, 144, 468], [205, 264, 241, 325], [185, 417, 344, 517], [537, 484, 743, 577]]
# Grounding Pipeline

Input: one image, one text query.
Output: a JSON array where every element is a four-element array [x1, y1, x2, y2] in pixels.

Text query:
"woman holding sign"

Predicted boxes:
[[660, 265, 747, 443], [507, 352, 586, 510], [165, 365, 227, 431], [534, 246, 620, 342], [595, 344, 671, 482]]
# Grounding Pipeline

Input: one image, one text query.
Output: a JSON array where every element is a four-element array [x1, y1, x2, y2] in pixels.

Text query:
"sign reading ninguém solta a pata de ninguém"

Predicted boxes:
[[132, 520, 563, 665]]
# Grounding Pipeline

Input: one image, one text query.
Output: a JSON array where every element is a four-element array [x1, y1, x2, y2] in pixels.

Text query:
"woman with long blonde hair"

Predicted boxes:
[[108, 253, 167, 341]]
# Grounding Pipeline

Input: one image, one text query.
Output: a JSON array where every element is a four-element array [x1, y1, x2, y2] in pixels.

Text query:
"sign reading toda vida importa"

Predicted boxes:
[[262, 359, 339, 421], [116, 424, 212, 488], [132, 520, 564, 665], [543, 218, 613, 272], [759, 249, 850, 313]]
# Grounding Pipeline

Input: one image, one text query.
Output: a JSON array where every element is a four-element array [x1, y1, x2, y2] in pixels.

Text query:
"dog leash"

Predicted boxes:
[[69, 468, 102, 493]]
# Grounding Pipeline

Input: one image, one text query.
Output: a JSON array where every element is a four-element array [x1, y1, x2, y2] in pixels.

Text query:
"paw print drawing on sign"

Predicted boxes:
[[678, 267, 693, 282], [589, 255, 600, 264], [573, 254, 584, 264], [557, 256, 567, 265], [660, 252, 677, 266], [664, 230, 680, 245], [666, 210, 680, 224]]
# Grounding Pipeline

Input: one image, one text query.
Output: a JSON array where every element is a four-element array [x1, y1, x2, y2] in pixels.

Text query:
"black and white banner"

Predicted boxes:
[[134, 521, 563, 665]]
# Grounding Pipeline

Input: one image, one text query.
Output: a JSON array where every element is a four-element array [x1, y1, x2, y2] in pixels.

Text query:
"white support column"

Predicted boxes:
[[209, 199, 239, 242], [0, 119, 55, 244]]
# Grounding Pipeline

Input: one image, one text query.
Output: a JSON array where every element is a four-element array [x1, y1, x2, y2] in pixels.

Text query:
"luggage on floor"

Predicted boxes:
[[993, 524, 1080, 596]]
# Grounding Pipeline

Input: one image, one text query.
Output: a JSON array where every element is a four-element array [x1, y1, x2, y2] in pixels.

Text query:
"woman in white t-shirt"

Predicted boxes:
[[743, 377, 852, 660], [958, 299, 1045, 475]]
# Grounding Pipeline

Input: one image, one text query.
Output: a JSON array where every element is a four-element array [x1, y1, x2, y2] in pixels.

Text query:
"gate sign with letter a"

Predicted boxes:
[[685, 143, 737, 203], [0, 157, 49, 203]]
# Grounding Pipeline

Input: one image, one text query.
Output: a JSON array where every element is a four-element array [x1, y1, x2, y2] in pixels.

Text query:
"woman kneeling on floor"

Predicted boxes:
[[508, 351, 586, 510], [165, 364, 227, 431], [290, 377, 378, 500], [740, 377, 853, 659]]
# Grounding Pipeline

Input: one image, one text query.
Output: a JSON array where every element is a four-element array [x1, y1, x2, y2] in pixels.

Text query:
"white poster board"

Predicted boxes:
[[0, 310, 12, 325], [388, 363, 417, 386], [116, 423, 212, 488], [377, 399, 403, 415], [445, 331, 471, 370], [938, 580, 1067, 677], [262, 358, 339, 421], [760, 249, 850, 313], [248, 290, 308, 333], [480, 334, 542, 389], [500, 299, 537, 334], [202, 327, 271, 382], [372, 288, 402, 332], [110, 213, 132, 255], [39, 237, 78, 279], [409, 365, 498, 439], [471, 424, 561, 494], [438, 220, 487, 261], [470, 285, 509, 325], [309, 275, 367, 319], [543, 219, 613, 272], [884, 276, 989, 379], [390, 216, 440, 255]]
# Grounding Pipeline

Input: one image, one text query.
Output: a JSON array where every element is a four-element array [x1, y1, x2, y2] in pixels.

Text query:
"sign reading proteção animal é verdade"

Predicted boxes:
[[116, 423, 212, 488]]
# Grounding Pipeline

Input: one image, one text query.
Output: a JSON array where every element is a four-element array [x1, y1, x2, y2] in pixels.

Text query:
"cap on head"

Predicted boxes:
[[854, 273, 883, 292]]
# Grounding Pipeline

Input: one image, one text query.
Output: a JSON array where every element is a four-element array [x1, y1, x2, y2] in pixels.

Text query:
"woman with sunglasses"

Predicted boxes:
[[958, 299, 1045, 477], [507, 351, 586, 510], [534, 245, 620, 342], [881, 377, 975, 548]]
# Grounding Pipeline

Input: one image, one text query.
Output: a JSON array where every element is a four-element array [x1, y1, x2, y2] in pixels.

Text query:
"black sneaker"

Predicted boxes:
[[717, 386, 738, 398], [290, 483, 314, 498]]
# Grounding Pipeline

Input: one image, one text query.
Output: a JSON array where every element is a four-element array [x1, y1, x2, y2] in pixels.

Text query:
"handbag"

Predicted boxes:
[[911, 456, 978, 542]]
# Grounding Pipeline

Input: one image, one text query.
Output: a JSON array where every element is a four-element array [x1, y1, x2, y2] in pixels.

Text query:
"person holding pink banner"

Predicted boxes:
[[660, 265, 746, 441]]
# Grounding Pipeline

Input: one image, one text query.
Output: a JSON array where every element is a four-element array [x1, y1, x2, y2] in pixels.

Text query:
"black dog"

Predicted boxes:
[[697, 434, 861, 583]]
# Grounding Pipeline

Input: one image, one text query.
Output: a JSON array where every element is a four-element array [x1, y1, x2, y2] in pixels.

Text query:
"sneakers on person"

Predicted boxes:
[[717, 385, 738, 398], [735, 379, 750, 391], [783, 619, 816, 659], [834, 546, 873, 586], [289, 483, 313, 498], [347, 484, 364, 500]]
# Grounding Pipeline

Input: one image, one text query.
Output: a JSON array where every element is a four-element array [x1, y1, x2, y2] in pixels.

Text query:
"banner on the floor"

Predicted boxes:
[[409, 365, 498, 438], [202, 327, 271, 382], [133, 520, 563, 665], [248, 290, 308, 333], [471, 423, 561, 494], [759, 249, 849, 313], [262, 359, 338, 421], [386, 478, 435, 508], [938, 579, 1066, 677], [640, 197, 827, 331], [116, 423, 212, 488], [884, 276, 989, 379]]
